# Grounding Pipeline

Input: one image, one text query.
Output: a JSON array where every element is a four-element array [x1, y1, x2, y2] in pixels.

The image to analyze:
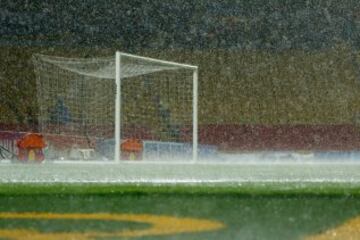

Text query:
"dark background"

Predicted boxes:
[[1, 0, 359, 49]]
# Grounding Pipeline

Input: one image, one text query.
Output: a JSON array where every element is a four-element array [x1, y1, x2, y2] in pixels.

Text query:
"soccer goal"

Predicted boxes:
[[32, 52, 198, 162]]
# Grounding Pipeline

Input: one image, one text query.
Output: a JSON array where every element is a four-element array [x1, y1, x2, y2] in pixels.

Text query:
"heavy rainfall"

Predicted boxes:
[[1, 1, 360, 183]]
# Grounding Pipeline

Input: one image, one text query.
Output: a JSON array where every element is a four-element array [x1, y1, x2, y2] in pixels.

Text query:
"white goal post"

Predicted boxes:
[[33, 52, 198, 162]]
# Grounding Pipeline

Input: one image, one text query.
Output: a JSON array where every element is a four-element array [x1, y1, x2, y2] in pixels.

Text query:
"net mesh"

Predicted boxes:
[[32, 53, 195, 161]]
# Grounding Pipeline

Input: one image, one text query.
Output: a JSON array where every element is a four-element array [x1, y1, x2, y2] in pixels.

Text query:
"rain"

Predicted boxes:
[[1, 1, 360, 183]]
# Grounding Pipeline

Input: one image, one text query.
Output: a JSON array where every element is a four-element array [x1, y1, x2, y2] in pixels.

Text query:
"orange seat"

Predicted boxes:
[[17, 133, 46, 162], [121, 139, 143, 152], [17, 133, 46, 149], [121, 139, 143, 160]]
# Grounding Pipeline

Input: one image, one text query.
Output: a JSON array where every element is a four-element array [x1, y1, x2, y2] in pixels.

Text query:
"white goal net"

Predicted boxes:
[[32, 52, 198, 162]]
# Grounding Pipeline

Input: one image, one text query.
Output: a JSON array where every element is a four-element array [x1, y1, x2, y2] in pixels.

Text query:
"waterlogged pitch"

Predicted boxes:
[[0, 184, 360, 239], [3, 1, 360, 239]]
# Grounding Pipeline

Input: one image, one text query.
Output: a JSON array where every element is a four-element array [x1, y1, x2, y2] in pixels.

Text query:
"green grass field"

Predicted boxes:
[[0, 162, 360, 239], [1, 183, 360, 239]]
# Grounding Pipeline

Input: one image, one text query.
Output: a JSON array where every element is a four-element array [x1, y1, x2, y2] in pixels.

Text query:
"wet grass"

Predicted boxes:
[[1, 183, 360, 239], [1, 182, 360, 197]]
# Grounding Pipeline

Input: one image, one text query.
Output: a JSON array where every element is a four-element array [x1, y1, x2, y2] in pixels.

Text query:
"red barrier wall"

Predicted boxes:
[[199, 124, 360, 152]]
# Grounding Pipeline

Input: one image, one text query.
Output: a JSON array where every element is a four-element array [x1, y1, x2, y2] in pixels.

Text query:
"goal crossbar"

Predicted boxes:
[[118, 52, 198, 70]]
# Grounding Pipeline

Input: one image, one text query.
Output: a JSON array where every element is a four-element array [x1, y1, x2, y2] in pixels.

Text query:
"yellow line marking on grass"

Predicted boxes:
[[305, 216, 360, 240], [0, 212, 225, 240]]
